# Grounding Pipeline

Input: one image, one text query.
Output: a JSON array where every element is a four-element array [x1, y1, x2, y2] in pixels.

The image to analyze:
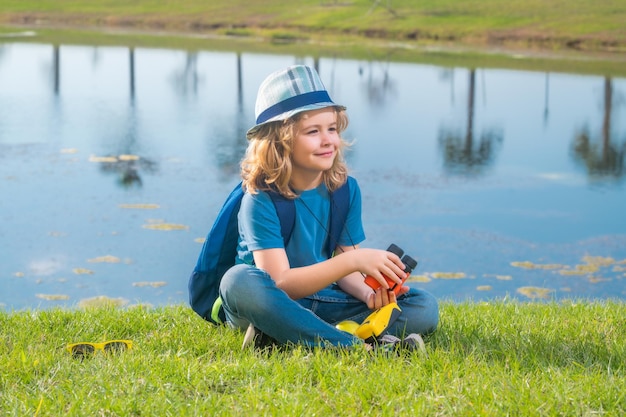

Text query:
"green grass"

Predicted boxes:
[[1, 4, 624, 414], [1, 0, 625, 49], [0, 0, 624, 41], [1, 0, 625, 76], [2, 302, 624, 416]]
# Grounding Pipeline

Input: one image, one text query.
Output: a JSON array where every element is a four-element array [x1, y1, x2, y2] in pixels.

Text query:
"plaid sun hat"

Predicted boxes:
[[246, 65, 346, 139]]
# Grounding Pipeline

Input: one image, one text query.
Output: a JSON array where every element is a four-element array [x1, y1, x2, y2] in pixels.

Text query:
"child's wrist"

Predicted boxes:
[[362, 288, 374, 304]]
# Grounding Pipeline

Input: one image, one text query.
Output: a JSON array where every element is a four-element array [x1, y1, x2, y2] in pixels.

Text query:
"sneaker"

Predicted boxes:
[[241, 324, 278, 350], [368, 333, 426, 355], [400, 333, 426, 354], [367, 334, 401, 354], [378, 334, 401, 345]]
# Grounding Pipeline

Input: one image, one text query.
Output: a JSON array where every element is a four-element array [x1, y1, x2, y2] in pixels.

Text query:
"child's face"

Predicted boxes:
[[291, 107, 339, 179]]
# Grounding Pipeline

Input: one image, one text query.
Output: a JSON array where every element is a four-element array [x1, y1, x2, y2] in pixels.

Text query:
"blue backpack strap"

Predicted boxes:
[[270, 178, 351, 252], [268, 192, 296, 245], [327, 178, 351, 255]]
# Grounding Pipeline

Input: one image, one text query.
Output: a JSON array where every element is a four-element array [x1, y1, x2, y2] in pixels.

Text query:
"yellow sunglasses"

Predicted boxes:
[[66, 340, 133, 358]]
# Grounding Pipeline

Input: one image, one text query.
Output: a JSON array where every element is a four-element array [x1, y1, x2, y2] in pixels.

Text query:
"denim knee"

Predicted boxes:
[[393, 288, 439, 336], [219, 264, 269, 327], [220, 264, 263, 304], [219, 264, 359, 347]]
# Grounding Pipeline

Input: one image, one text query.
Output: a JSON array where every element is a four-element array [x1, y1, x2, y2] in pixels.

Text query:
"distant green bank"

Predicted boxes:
[[1, 0, 625, 76], [1, 302, 624, 415], [1, 0, 625, 51]]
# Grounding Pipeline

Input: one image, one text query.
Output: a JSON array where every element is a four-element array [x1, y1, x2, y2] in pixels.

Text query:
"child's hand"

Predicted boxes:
[[355, 248, 405, 289], [395, 285, 410, 297], [366, 287, 397, 310]]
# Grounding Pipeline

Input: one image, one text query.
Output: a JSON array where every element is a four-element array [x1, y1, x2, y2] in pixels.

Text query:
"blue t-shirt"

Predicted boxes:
[[236, 177, 365, 267]]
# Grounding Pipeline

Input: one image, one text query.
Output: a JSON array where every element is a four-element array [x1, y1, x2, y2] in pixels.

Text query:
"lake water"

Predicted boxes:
[[1, 41, 625, 311]]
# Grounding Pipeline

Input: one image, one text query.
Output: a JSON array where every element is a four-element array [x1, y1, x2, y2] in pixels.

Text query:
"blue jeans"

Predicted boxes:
[[220, 264, 439, 348]]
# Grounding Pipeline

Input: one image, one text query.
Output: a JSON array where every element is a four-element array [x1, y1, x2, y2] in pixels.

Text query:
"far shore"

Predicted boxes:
[[1, 0, 625, 75], [2, 20, 626, 78]]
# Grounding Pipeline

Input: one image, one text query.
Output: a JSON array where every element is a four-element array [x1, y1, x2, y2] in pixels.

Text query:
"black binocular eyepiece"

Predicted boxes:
[[386, 244, 418, 273]]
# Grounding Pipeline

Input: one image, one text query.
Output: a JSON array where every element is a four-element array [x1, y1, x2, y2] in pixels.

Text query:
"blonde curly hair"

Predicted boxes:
[[241, 108, 350, 199]]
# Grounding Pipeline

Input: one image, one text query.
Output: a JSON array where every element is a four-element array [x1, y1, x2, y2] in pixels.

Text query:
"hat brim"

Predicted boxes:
[[246, 103, 347, 139]]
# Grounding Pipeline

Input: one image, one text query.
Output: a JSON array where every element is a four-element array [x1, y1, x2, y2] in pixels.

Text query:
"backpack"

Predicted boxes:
[[189, 179, 352, 324]]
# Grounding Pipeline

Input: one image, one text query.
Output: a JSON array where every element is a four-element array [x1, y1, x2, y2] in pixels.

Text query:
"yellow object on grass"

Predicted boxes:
[[336, 302, 402, 343], [66, 340, 133, 358], [335, 320, 360, 335]]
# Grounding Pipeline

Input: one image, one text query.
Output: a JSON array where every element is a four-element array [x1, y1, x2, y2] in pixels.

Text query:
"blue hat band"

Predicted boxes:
[[255, 90, 333, 125]]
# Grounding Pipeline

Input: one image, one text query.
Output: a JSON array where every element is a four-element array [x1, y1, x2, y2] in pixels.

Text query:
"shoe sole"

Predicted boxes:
[[241, 323, 257, 350]]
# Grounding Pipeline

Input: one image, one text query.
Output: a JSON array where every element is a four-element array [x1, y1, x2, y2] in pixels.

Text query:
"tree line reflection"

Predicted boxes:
[[438, 68, 503, 176], [572, 77, 625, 182], [15, 45, 626, 186]]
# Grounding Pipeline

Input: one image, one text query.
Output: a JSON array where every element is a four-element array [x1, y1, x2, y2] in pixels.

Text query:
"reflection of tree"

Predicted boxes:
[[543, 72, 550, 126], [359, 58, 396, 107], [39, 45, 61, 95], [98, 47, 157, 188], [99, 155, 158, 188], [129, 47, 135, 99], [438, 68, 503, 176], [171, 52, 200, 97], [572, 77, 626, 182], [209, 52, 248, 181], [439, 68, 455, 105], [53, 44, 60, 95]]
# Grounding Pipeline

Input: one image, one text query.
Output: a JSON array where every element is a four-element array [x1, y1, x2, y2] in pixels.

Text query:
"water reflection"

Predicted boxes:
[[90, 46, 158, 187], [129, 48, 136, 99], [211, 52, 249, 179], [359, 58, 396, 106], [170, 51, 200, 97], [95, 153, 158, 188], [572, 77, 626, 182], [53, 44, 60, 94], [543, 72, 550, 126], [0, 41, 625, 310], [439, 68, 503, 176]]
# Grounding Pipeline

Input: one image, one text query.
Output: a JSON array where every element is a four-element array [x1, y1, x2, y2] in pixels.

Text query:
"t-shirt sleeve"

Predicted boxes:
[[238, 190, 284, 252], [338, 176, 366, 246]]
